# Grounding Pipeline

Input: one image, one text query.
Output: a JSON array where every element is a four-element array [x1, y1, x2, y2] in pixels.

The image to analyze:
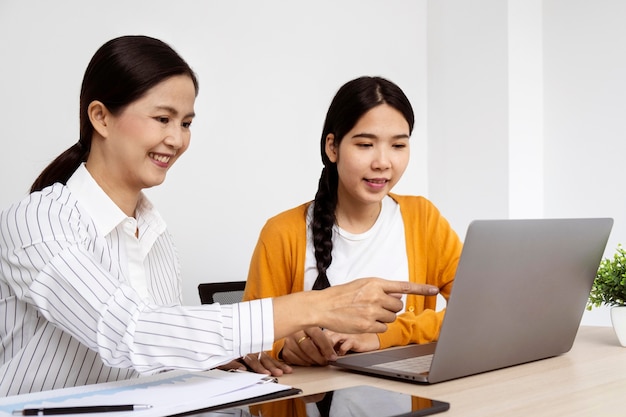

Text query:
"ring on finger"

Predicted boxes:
[[297, 335, 310, 345]]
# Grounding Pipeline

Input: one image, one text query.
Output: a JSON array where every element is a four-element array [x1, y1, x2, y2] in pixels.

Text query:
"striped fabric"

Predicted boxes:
[[0, 165, 273, 396]]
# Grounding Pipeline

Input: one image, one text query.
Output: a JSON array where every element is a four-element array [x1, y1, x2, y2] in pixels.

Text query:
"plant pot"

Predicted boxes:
[[610, 306, 626, 347]]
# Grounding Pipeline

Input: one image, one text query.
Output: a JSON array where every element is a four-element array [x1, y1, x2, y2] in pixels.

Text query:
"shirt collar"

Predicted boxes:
[[66, 163, 165, 236]]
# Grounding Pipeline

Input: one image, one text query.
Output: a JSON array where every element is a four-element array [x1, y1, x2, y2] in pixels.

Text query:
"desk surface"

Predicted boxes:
[[273, 326, 625, 417]]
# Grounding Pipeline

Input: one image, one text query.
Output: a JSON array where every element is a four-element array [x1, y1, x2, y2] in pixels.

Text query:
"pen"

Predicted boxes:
[[13, 405, 152, 415]]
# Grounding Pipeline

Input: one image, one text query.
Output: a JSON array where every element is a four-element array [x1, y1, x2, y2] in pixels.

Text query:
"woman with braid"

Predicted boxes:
[[242, 76, 462, 371]]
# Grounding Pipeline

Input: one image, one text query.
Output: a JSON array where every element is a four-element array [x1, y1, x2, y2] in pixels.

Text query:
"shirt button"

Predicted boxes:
[[408, 306, 415, 312], [124, 220, 135, 232]]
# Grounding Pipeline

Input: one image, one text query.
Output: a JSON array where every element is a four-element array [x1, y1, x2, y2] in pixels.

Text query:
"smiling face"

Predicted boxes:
[[325, 103, 410, 213], [86, 74, 196, 209]]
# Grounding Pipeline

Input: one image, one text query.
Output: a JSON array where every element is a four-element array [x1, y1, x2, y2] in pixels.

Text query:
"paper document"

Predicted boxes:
[[0, 369, 298, 417]]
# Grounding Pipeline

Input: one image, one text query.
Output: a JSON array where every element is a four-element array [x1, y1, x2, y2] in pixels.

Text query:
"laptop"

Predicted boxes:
[[331, 218, 613, 384]]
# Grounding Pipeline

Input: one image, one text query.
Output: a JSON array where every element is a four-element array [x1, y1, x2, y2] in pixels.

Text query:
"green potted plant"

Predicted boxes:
[[587, 244, 626, 346]]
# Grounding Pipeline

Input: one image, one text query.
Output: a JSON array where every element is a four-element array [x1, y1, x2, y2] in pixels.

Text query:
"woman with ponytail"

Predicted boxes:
[[0, 40, 439, 395], [243, 76, 462, 369]]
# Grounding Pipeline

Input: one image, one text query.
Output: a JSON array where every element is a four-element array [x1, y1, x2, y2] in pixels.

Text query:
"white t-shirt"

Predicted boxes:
[[304, 196, 409, 301]]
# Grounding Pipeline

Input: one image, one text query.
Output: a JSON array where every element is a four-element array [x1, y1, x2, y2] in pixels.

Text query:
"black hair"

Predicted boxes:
[[30, 35, 199, 192], [311, 76, 415, 290]]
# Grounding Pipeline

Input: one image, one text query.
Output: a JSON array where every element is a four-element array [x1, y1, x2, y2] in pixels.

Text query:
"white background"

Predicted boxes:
[[1, 0, 624, 327]]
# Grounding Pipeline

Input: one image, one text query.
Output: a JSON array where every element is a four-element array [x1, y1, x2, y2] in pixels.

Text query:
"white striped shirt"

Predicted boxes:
[[0, 164, 273, 396]]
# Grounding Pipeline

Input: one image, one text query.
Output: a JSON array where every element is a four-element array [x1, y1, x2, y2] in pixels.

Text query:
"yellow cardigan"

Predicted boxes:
[[243, 194, 462, 358]]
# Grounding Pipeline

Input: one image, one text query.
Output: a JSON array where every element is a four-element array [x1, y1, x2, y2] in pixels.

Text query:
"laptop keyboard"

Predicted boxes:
[[371, 354, 433, 374]]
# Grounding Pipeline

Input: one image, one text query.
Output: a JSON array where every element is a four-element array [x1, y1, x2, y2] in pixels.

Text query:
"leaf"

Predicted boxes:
[[587, 244, 626, 309]]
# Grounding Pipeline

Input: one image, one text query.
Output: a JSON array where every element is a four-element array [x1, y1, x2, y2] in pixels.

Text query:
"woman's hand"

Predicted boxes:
[[325, 331, 381, 355], [272, 278, 438, 339], [315, 278, 438, 334], [281, 327, 337, 366], [217, 352, 293, 377], [241, 351, 293, 376]]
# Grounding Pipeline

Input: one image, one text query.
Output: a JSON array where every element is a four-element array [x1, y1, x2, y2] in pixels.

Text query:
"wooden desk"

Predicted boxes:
[[273, 326, 626, 417]]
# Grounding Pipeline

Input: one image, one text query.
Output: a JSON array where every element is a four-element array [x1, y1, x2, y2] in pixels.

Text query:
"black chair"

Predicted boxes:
[[198, 281, 246, 305]]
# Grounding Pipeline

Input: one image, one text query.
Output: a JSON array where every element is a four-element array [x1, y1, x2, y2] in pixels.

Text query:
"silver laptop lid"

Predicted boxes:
[[428, 217, 613, 383]]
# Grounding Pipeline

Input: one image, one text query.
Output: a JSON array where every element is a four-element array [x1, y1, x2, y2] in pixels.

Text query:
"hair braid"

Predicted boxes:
[[311, 167, 338, 290]]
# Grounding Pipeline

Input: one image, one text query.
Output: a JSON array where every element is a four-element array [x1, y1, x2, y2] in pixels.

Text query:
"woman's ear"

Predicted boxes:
[[87, 100, 110, 138], [324, 133, 338, 163]]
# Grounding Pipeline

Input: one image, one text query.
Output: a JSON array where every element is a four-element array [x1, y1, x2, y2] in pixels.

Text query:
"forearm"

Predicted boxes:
[[129, 300, 274, 372], [377, 308, 445, 348], [24, 245, 275, 372], [271, 291, 320, 339]]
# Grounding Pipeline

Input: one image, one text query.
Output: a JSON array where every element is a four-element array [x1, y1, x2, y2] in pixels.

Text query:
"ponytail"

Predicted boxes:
[[30, 139, 90, 192], [29, 35, 198, 194]]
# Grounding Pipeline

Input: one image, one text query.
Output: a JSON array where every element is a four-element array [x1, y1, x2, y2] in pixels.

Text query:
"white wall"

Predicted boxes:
[[543, 0, 626, 325], [427, 0, 510, 233], [1, 0, 622, 326], [425, 0, 624, 326], [0, 0, 428, 305]]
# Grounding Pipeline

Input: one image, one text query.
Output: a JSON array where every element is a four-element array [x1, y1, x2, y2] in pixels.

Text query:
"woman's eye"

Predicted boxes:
[[393, 143, 407, 148], [357, 143, 373, 148], [155, 116, 169, 124], [182, 121, 192, 128]]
